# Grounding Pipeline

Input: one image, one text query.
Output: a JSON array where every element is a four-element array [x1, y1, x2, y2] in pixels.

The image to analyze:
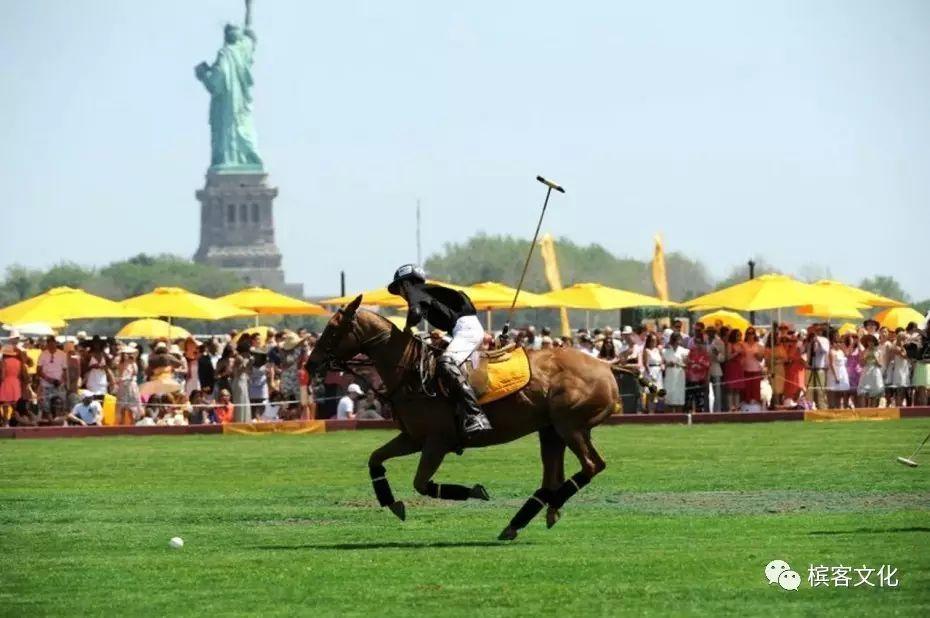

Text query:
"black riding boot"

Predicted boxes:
[[438, 358, 492, 434]]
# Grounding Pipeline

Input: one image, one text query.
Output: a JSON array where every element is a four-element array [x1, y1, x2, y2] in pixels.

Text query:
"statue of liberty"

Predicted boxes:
[[195, 0, 263, 171]]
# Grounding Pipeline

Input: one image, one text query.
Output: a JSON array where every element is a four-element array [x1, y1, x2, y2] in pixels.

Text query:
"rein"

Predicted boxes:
[[318, 311, 415, 406]]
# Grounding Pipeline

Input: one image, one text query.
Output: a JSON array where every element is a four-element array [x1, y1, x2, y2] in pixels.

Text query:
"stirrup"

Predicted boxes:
[[463, 412, 492, 434]]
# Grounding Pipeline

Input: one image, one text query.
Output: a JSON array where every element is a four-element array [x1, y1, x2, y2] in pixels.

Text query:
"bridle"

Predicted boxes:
[[312, 309, 397, 403]]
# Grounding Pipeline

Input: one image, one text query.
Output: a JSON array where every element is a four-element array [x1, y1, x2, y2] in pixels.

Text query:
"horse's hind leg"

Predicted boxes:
[[369, 432, 421, 521], [413, 438, 491, 501], [546, 427, 606, 529], [498, 426, 565, 541]]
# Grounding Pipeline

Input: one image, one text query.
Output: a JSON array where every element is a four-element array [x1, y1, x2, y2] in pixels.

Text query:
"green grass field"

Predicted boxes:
[[3, 420, 930, 616]]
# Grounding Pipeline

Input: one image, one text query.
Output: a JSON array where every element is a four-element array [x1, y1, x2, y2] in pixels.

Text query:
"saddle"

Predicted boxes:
[[420, 342, 532, 405]]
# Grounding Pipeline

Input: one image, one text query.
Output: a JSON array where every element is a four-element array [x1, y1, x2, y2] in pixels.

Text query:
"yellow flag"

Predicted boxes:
[[539, 234, 571, 337], [652, 234, 669, 301]]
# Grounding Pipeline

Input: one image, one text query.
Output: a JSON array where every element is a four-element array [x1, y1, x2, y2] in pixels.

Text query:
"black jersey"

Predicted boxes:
[[401, 282, 477, 332]]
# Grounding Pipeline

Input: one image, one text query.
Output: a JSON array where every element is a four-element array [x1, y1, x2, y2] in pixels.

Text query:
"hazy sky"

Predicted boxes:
[[2, 1, 928, 298]]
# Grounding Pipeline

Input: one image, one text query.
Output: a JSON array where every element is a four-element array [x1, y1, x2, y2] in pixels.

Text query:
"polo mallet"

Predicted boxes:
[[501, 176, 565, 337], [896, 431, 930, 467]]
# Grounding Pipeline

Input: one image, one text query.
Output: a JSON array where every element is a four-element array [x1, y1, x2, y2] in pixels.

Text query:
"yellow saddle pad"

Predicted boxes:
[[471, 347, 531, 405]]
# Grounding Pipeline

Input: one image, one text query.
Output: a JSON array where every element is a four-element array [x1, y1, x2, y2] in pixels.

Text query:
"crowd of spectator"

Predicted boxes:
[[0, 327, 337, 427], [3, 313, 929, 427], [494, 316, 930, 413]]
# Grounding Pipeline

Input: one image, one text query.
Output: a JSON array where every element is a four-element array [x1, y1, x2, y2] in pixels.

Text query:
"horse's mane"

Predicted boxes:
[[359, 309, 403, 336]]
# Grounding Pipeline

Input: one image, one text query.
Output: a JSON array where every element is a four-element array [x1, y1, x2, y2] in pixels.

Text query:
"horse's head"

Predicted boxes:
[[305, 295, 364, 376]]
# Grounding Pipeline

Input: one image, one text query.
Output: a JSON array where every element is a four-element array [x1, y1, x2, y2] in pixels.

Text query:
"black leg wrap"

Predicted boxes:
[[509, 488, 552, 530], [425, 481, 471, 500], [369, 463, 395, 507], [548, 471, 591, 510]]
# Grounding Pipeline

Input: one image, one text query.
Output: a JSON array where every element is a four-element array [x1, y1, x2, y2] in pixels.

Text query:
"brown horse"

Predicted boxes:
[[306, 295, 620, 540]]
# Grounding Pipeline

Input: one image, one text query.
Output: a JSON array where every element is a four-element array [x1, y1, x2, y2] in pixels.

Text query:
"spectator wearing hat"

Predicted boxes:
[[182, 337, 201, 396], [278, 331, 306, 407], [68, 390, 102, 426], [116, 343, 142, 423], [167, 344, 188, 388], [337, 383, 364, 420], [37, 335, 68, 414], [248, 345, 274, 419], [1, 331, 28, 425], [803, 325, 830, 410], [616, 326, 643, 414]]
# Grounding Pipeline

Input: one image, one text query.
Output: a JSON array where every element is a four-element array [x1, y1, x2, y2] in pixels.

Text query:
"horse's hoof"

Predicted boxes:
[[469, 484, 490, 501], [388, 501, 406, 521], [497, 526, 518, 541], [546, 507, 561, 529]]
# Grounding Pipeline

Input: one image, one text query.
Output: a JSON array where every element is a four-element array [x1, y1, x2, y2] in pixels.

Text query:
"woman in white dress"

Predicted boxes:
[[826, 331, 850, 409], [858, 334, 885, 407], [662, 332, 689, 411], [888, 331, 911, 406], [640, 332, 664, 414]]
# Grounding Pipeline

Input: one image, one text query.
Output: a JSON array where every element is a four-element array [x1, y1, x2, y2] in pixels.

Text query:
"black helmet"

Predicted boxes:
[[388, 264, 426, 294]]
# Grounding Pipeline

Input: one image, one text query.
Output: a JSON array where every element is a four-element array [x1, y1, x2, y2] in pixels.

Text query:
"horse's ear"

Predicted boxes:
[[344, 294, 363, 315]]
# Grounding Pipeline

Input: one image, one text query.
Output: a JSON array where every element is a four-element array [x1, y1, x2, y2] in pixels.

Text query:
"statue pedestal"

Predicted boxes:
[[193, 170, 303, 296]]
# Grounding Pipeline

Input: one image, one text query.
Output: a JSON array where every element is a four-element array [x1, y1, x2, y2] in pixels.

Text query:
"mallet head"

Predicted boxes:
[[896, 456, 919, 468], [536, 175, 565, 193]]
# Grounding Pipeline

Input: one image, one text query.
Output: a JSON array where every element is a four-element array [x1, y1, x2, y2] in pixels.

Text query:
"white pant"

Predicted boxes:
[[441, 315, 484, 366]]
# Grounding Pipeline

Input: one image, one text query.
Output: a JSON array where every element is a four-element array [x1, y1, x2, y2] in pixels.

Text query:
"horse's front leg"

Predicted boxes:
[[413, 438, 491, 501], [369, 432, 421, 521]]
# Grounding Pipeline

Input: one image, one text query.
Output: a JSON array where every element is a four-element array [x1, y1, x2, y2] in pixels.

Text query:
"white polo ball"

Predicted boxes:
[[169, 536, 184, 549]]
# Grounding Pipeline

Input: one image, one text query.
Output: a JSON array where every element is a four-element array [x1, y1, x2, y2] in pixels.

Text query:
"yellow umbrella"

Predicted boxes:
[[797, 304, 864, 320], [873, 307, 927, 331], [837, 322, 858, 336], [458, 281, 551, 310], [383, 315, 422, 335], [319, 287, 406, 308], [116, 319, 191, 340], [684, 274, 847, 312], [812, 280, 906, 308], [540, 283, 675, 310], [0, 286, 152, 324], [320, 280, 464, 308], [697, 310, 749, 331], [217, 287, 328, 317], [122, 287, 255, 320]]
